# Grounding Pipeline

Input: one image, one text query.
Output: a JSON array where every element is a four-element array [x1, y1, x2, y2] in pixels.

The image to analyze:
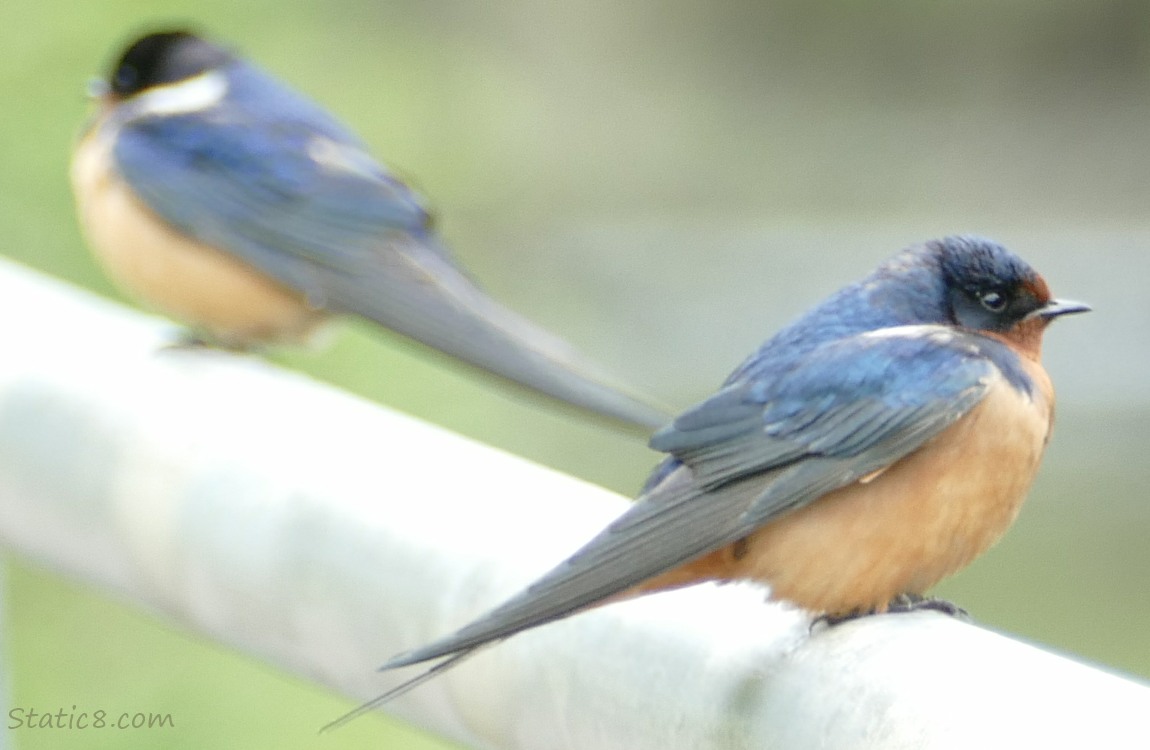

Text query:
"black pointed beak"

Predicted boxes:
[[1031, 298, 1091, 320]]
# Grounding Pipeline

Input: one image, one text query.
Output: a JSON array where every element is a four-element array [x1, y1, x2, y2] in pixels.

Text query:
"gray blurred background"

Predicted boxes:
[[1, 1, 1147, 748]]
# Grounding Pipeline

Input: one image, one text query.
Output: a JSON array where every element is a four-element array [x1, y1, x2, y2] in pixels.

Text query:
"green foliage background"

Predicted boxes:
[[2, 1, 1149, 747]]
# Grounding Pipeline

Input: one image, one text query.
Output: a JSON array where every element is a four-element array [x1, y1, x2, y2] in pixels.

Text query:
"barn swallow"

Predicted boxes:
[[71, 30, 668, 431], [324, 235, 1088, 729]]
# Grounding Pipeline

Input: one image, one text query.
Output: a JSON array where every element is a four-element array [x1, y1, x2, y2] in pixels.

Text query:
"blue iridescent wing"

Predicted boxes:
[[111, 99, 666, 428], [383, 329, 1001, 667]]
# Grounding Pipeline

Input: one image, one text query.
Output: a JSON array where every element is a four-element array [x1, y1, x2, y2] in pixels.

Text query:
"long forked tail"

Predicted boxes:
[[329, 236, 671, 432], [321, 647, 488, 733]]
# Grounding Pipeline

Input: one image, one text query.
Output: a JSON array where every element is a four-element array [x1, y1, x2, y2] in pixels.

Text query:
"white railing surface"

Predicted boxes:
[[0, 257, 1146, 750]]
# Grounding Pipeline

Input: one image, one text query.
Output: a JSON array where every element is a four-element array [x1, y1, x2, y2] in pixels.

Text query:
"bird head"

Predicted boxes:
[[930, 236, 1089, 359]]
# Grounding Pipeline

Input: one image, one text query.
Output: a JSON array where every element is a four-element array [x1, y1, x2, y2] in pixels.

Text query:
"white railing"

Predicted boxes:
[[0, 257, 1146, 749]]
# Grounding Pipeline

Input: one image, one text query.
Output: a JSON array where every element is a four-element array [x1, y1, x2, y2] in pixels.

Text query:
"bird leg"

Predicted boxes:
[[811, 593, 971, 631], [884, 592, 971, 621]]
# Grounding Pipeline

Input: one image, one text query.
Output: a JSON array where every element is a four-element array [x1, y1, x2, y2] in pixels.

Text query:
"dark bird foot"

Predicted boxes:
[[810, 594, 971, 631], [810, 607, 878, 630], [159, 329, 255, 353], [161, 331, 213, 350], [884, 593, 971, 622]]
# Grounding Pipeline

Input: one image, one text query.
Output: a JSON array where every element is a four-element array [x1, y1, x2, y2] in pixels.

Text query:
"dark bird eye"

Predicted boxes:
[[979, 290, 1007, 313], [114, 65, 139, 91]]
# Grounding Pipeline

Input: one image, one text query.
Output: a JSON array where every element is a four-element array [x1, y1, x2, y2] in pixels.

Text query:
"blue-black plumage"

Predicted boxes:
[[324, 235, 1088, 729], [72, 30, 669, 431]]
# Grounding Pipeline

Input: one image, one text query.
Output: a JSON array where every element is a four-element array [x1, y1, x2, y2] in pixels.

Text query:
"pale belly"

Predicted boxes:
[[71, 130, 328, 347]]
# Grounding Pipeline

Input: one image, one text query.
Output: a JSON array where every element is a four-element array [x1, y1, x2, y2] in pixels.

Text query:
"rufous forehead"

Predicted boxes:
[[1021, 274, 1051, 303]]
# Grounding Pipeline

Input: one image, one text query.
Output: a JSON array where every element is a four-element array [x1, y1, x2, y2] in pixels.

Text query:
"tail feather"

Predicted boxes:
[[329, 236, 671, 431], [321, 647, 488, 733]]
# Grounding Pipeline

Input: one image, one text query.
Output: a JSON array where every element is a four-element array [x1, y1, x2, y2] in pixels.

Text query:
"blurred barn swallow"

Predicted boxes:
[[71, 30, 668, 431], [325, 235, 1088, 729]]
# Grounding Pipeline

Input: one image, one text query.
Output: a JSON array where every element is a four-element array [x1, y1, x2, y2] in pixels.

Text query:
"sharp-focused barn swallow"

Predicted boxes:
[[71, 30, 668, 431], [325, 235, 1088, 728]]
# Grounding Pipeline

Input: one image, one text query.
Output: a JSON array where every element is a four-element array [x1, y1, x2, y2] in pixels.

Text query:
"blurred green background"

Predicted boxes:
[[2, 0, 1149, 747]]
